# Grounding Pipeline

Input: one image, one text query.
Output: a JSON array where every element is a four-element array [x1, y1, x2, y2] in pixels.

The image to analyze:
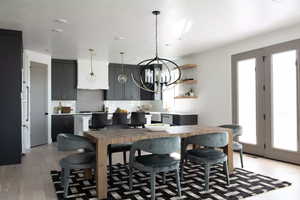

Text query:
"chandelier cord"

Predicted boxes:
[[90, 50, 93, 75], [155, 12, 158, 59]]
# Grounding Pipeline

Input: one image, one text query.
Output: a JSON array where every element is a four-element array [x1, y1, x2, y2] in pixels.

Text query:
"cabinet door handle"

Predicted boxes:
[[26, 86, 29, 122]]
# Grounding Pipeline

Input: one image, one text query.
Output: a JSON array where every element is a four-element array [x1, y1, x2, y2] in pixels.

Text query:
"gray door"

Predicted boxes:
[[30, 62, 48, 147]]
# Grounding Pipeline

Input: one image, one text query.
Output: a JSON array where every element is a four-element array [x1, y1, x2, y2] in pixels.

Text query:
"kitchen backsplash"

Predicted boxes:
[[76, 89, 104, 112], [104, 100, 163, 113]]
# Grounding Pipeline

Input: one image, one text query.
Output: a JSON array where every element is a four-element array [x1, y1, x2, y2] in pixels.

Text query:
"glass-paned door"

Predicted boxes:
[[232, 50, 265, 155], [264, 48, 300, 163], [233, 39, 300, 164]]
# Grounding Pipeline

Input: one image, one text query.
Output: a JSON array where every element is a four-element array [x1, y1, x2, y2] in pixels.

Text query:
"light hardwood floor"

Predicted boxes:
[[0, 144, 300, 200]]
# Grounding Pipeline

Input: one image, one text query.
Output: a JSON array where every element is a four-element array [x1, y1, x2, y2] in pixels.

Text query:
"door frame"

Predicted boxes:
[[23, 50, 52, 151]]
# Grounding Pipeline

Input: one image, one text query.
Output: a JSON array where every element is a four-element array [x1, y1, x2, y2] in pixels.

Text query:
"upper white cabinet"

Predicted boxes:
[[77, 59, 109, 90]]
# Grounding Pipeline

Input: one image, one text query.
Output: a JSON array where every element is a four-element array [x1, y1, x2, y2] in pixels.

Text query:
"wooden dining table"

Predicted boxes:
[[85, 125, 234, 200]]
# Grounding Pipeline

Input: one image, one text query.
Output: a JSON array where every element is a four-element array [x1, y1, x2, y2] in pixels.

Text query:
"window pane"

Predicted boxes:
[[238, 58, 257, 144], [272, 50, 297, 151]]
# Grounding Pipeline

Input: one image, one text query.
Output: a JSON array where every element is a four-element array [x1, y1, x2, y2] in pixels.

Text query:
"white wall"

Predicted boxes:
[[180, 24, 300, 126]]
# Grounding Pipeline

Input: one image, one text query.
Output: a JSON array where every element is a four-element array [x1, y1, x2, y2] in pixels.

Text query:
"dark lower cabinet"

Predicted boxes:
[[173, 115, 198, 126], [51, 115, 74, 142], [0, 29, 22, 165], [51, 59, 77, 100]]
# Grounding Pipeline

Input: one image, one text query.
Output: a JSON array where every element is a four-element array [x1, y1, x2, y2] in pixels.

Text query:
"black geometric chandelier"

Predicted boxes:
[[132, 10, 182, 93]]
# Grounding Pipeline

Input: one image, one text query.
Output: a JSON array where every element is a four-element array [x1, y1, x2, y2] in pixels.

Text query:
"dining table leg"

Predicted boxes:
[[223, 129, 234, 173], [96, 140, 108, 199]]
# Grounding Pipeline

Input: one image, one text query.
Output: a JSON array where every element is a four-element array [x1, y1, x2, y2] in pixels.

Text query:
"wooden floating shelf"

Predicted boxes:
[[179, 64, 197, 70], [176, 79, 197, 84], [174, 96, 198, 99]]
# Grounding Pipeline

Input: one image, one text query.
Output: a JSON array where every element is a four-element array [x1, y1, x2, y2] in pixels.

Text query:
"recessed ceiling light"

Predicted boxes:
[[54, 18, 68, 24], [114, 36, 126, 40], [51, 28, 63, 33], [272, 0, 282, 3]]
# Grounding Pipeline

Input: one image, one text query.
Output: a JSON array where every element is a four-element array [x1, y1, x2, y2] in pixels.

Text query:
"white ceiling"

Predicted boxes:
[[1, 0, 300, 63]]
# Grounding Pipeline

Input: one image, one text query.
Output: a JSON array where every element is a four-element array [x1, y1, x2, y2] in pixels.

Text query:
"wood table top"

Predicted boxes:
[[85, 125, 232, 144]]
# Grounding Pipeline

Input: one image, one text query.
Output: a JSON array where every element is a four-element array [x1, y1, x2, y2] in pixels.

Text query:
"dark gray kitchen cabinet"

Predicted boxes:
[[51, 115, 74, 142], [0, 29, 22, 165], [51, 59, 77, 100], [124, 65, 140, 100], [105, 63, 124, 100], [104, 63, 140, 100]]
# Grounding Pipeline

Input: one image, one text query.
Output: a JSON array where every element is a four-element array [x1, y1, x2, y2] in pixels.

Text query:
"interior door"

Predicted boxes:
[[264, 45, 300, 164], [30, 62, 48, 147], [233, 39, 300, 164], [232, 50, 266, 156]]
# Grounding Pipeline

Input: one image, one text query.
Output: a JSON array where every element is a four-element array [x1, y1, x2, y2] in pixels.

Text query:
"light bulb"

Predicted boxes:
[[118, 74, 128, 84]]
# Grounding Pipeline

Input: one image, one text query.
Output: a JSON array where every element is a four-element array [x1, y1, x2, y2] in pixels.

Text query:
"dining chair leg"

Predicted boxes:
[[162, 172, 166, 184], [109, 151, 113, 182], [204, 164, 210, 192], [63, 167, 70, 198], [223, 160, 230, 185], [123, 151, 127, 164], [60, 168, 65, 186], [180, 159, 185, 180], [129, 167, 133, 190], [240, 149, 244, 168], [150, 172, 156, 200], [175, 168, 182, 197]]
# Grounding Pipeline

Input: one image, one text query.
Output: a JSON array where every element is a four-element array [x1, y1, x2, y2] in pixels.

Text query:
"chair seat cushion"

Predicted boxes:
[[233, 142, 243, 151], [135, 154, 180, 169], [186, 148, 227, 165], [110, 143, 132, 152], [59, 152, 96, 169]]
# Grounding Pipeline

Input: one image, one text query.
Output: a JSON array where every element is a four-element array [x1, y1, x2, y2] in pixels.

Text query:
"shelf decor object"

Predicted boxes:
[[132, 10, 182, 93], [174, 96, 198, 99], [117, 52, 128, 84]]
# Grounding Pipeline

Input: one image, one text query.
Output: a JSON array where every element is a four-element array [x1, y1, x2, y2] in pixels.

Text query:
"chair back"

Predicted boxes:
[[185, 132, 228, 148], [219, 124, 242, 138], [112, 112, 128, 125], [91, 112, 108, 129], [132, 136, 181, 154], [130, 112, 146, 126], [57, 133, 95, 152]]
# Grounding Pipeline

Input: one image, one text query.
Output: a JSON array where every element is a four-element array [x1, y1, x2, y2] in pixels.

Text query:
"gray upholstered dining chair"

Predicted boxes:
[[219, 124, 244, 168], [57, 133, 96, 198], [181, 132, 230, 191], [129, 137, 182, 200]]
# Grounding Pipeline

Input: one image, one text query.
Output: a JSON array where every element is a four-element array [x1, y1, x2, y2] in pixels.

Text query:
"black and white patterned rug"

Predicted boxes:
[[51, 162, 291, 200]]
